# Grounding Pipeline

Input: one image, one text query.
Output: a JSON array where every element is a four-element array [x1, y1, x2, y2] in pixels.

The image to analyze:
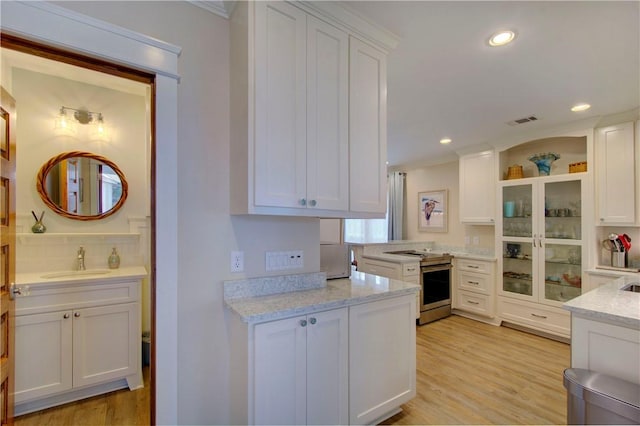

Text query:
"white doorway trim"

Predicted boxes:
[[1, 2, 180, 424]]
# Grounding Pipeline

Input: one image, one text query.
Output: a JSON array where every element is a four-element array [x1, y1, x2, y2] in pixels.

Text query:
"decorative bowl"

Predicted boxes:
[[528, 152, 560, 176]]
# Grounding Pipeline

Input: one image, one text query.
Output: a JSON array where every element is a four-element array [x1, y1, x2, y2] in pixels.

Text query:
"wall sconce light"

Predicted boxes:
[[54, 106, 110, 141]]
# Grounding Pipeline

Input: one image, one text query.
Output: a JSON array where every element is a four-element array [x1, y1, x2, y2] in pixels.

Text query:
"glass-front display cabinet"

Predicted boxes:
[[499, 176, 584, 306]]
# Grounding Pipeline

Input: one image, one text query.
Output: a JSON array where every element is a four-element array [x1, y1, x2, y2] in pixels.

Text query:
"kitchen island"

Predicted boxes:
[[225, 271, 419, 425], [563, 275, 640, 384]]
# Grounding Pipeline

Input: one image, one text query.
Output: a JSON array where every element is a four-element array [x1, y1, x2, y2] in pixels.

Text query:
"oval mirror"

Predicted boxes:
[[36, 151, 128, 221]]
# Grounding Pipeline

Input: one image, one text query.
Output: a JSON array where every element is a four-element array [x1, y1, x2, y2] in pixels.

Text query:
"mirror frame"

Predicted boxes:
[[36, 150, 129, 221]]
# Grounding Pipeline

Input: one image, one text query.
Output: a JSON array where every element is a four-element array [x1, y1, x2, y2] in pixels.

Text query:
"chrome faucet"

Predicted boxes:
[[77, 246, 86, 271]]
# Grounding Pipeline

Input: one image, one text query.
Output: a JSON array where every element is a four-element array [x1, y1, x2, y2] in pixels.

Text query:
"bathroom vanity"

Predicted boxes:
[[13, 266, 146, 415]]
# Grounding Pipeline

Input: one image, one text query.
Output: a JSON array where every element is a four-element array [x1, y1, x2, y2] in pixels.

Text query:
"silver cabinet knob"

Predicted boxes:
[[299, 199, 307, 206], [309, 200, 317, 207], [9, 283, 20, 300], [63, 313, 70, 319], [309, 317, 317, 325], [74, 312, 81, 318], [300, 319, 307, 327]]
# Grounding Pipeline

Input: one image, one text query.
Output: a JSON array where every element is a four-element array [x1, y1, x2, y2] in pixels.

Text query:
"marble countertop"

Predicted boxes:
[[224, 271, 420, 323], [16, 265, 148, 286], [563, 275, 640, 329]]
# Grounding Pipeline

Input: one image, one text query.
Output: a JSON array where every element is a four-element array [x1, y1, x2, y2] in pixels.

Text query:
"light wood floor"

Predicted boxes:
[[384, 315, 570, 425], [14, 367, 150, 426], [12, 316, 569, 426]]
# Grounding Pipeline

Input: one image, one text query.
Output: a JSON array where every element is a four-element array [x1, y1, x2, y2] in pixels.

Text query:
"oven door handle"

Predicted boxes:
[[421, 264, 453, 273]]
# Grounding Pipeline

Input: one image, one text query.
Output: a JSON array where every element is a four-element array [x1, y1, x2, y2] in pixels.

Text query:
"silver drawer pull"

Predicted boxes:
[[63, 313, 70, 319], [309, 317, 317, 325], [531, 313, 547, 319], [467, 281, 479, 285], [406, 267, 415, 272], [467, 265, 479, 269], [300, 319, 307, 327], [467, 300, 480, 305], [74, 312, 81, 318]]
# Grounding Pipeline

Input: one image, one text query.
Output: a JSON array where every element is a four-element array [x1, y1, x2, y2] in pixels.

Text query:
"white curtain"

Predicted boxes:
[[387, 171, 405, 241]]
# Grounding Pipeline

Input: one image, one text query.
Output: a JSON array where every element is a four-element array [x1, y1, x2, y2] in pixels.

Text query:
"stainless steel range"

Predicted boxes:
[[385, 250, 454, 325]]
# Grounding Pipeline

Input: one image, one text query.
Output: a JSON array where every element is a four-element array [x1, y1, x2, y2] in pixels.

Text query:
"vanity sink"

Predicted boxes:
[[41, 269, 112, 279], [621, 283, 640, 293]]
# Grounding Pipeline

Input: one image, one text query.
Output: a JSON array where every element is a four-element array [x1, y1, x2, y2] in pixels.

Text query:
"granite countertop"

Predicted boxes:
[[224, 271, 420, 323], [362, 251, 496, 264], [16, 265, 148, 286], [563, 275, 640, 329]]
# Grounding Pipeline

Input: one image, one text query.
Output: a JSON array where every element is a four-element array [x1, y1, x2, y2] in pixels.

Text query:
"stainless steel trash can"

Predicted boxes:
[[563, 368, 640, 425]]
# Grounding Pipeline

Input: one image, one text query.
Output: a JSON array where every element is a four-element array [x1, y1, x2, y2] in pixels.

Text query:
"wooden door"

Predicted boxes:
[[0, 86, 17, 425]]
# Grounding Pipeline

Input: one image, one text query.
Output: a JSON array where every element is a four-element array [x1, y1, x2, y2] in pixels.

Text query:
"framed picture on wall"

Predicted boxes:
[[418, 189, 447, 232]]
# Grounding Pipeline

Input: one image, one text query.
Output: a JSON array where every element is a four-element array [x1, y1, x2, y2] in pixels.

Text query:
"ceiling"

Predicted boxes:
[[4, 1, 638, 170], [342, 1, 640, 167]]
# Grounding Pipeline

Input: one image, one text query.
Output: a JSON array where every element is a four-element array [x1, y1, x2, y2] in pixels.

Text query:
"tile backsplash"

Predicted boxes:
[[17, 233, 144, 273]]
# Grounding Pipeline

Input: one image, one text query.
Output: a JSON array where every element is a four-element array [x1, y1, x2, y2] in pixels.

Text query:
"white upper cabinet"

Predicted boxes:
[[595, 121, 637, 225], [349, 37, 388, 215], [253, 1, 308, 209], [231, 1, 392, 218], [306, 16, 349, 211], [459, 150, 496, 224]]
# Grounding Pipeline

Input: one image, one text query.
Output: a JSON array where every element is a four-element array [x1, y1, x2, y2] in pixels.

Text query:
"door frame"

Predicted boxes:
[[1, 2, 181, 423]]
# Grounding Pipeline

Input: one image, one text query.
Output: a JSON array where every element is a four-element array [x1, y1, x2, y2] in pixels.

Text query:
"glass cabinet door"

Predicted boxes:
[[502, 184, 533, 238], [502, 241, 533, 296], [543, 180, 581, 240], [543, 243, 582, 302]]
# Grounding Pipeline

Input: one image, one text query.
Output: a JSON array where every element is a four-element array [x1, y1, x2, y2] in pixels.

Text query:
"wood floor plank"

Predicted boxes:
[[15, 367, 150, 426], [384, 315, 570, 425]]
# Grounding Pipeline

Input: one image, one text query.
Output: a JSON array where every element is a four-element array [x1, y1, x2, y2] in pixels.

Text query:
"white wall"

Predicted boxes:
[[12, 68, 148, 232], [49, 1, 320, 424], [403, 161, 495, 249]]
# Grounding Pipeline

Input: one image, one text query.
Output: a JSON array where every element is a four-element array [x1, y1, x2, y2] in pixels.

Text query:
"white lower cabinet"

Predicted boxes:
[[253, 308, 348, 425], [358, 258, 421, 319], [453, 258, 496, 318], [349, 295, 416, 425], [230, 293, 416, 425], [14, 278, 142, 414]]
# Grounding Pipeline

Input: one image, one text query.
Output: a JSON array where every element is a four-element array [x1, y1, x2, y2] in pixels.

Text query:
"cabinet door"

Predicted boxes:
[[306, 308, 348, 425], [72, 303, 138, 388], [596, 122, 636, 224], [349, 295, 416, 425], [459, 150, 495, 224], [306, 17, 349, 211], [14, 311, 72, 403], [349, 36, 388, 214], [254, 2, 307, 208], [254, 315, 307, 425]]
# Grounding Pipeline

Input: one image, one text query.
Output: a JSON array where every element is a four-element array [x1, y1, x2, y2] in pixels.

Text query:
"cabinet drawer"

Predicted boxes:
[[402, 263, 419, 277], [359, 259, 401, 280], [456, 258, 492, 275], [457, 290, 493, 317], [458, 271, 491, 294], [498, 297, 570, 337], [16, 280, 140, 315]]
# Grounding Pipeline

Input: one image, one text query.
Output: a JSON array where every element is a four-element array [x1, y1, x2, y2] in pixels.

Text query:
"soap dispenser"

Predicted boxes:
[[108, 247, 121, 269]]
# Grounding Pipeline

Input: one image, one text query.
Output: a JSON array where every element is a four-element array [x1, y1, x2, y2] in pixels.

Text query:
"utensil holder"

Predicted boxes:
[[611, 252, 627, 268]]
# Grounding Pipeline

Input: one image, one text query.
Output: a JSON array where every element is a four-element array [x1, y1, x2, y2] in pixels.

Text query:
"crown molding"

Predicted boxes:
[[186, 0, 236, 19]]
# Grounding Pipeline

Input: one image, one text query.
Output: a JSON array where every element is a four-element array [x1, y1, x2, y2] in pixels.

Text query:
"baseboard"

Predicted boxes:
[[502, 321, 570, 344], [451, 310, 502, 326]]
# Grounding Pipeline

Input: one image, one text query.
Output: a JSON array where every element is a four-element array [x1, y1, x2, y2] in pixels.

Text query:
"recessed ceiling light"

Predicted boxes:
[[571, 103, 591, 112], [488, 30, 516, 47], [440, 138, 452, 145]]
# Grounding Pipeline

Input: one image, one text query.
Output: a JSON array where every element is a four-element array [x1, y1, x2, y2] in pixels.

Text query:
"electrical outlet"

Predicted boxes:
[[231, 251, 244, 272], [464, 236, 470, 245], [473, 236, 479, 245]]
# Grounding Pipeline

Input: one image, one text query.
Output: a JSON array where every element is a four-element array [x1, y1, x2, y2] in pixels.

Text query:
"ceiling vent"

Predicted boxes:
[[507, 115, 539, 126]]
